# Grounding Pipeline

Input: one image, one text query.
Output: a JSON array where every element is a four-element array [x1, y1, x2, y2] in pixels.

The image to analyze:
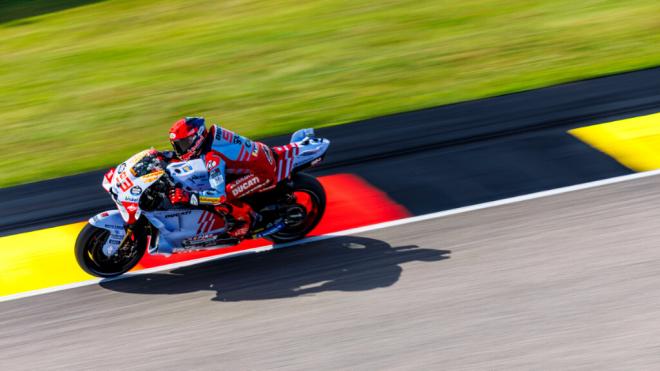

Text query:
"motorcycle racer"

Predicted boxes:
[[167, 117, 278, 238]]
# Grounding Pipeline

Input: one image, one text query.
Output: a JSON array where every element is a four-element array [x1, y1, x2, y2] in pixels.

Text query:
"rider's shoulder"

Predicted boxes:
[[211, 125, 240, 144]]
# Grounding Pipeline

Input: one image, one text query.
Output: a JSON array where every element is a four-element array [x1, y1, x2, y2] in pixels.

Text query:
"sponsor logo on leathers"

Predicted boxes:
[[231, 175, 261, 197]]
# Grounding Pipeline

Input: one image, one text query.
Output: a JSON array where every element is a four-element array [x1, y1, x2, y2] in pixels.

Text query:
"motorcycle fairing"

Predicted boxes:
[[90, 208, 230, 256], [142, 208, 228, 255], [104, 149, 165, 224], [88, 210, 128, 257], [274, 128, 330, 181], [292, 136, 329, 168]]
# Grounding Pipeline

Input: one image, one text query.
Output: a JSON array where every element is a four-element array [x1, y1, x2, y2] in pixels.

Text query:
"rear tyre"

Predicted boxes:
[[75, 223, 147, 278], [268, 172, 326, 243]]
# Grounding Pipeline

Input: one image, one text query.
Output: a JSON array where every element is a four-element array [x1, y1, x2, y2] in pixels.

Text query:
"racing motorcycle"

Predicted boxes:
[[75, 128, 329, 277]]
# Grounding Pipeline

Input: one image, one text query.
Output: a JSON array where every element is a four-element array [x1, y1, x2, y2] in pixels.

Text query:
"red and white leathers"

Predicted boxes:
[[193, 125, 278, 238]]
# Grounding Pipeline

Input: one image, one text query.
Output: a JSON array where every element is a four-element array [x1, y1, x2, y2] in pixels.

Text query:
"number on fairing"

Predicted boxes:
[[116, 172, 134, 192]]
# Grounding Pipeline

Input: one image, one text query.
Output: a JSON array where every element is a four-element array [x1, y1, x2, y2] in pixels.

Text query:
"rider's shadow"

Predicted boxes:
[[100, 236, 451, 302]]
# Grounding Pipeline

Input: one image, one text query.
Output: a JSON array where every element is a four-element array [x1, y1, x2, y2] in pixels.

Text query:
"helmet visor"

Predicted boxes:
[[171, 136, 197, 157]]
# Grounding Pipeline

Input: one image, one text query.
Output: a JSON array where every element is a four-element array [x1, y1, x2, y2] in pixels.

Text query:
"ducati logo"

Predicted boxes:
[[169, 132, 176, 139], [231, 176, 260, 197], [206, 160, 217, 170]]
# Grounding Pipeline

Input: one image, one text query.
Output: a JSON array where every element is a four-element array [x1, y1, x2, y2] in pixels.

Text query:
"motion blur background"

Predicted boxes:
[[2, 0, 660, 187]]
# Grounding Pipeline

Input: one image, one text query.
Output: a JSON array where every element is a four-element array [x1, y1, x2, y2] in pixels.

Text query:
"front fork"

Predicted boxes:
[[90, 210, 158, 257], [118, 226, 135, 251]]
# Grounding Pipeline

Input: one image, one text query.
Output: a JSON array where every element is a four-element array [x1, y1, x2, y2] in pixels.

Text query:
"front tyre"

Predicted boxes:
[[268, 173, 326, 243], [75, 223, 146, 278]]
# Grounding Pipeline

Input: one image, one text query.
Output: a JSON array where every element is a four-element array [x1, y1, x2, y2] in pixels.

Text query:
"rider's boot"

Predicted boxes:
[[215, 200, 254, 239]]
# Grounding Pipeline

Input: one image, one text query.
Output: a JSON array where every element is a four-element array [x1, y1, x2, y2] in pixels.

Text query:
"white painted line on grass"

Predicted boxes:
[[3, 168, 660, 303]]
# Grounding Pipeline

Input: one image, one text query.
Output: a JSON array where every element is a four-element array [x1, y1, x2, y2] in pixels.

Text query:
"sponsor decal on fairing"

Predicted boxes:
[[140, 170, 164, 183], [164, 210, 192, 218]]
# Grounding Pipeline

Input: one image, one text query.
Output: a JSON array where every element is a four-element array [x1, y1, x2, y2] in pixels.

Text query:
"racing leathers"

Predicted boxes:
[[175, 125, 278, 238]]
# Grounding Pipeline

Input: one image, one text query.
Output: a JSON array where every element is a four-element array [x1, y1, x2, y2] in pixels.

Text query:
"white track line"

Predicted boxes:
[[3, 169, 660, 303]]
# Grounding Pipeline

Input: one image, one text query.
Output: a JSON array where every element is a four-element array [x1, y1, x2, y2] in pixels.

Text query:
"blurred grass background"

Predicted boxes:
[[1, 0, 659, 187]]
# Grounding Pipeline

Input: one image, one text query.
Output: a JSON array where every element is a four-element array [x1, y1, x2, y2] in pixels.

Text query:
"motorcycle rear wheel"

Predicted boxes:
[[267, 172, 326, 243], [75, 223, 147, 278]]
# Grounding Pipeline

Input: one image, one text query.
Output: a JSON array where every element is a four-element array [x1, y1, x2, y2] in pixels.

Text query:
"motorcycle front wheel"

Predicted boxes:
[[267, 172, 326, 243], [75, 223, 147, 278]]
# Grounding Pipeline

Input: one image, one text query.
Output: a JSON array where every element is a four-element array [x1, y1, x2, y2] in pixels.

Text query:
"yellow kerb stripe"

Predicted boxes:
[[570, 112, 660, 172], [0, 222, 92, 296]]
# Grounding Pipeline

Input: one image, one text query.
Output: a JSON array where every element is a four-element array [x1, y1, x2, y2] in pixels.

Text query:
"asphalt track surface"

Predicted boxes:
[[3, 175, 660, 370]]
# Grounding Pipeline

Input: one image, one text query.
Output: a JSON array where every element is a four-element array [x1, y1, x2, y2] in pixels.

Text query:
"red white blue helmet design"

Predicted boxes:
[[169, 117, 208, 160]]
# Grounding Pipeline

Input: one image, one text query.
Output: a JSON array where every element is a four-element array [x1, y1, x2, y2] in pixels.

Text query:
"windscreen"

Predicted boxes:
[[131, 152, 165, 178]]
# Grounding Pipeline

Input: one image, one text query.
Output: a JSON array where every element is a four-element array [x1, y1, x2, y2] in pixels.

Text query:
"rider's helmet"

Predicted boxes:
[[169, 117, 208, 160]]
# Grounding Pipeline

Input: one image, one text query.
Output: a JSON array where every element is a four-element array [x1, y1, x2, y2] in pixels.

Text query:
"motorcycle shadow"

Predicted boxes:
[[100, 236, 451, 302]]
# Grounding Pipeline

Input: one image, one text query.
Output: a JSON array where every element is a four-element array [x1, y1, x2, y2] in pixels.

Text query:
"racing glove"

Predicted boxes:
[[169, 188, 190, 205]]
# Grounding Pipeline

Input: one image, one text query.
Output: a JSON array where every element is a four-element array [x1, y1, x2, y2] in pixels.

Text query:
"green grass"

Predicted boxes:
[[2, 0, 659, 187]]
